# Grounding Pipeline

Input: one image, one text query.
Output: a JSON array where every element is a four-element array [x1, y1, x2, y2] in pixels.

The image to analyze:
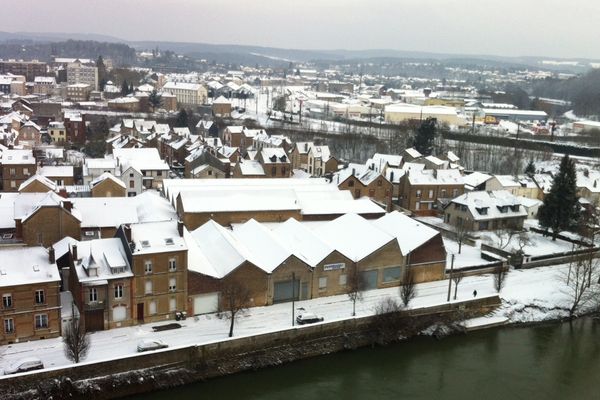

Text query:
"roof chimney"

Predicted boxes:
[[63, 200, 73, 212], [177, 220, 184, 237], [124, 225, 132, 243], [71, 244, 78, 262], [48, 246, 55, 264]]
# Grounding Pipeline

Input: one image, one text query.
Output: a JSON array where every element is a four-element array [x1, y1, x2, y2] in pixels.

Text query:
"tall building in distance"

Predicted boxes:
[[67, 59, 98, 90], [0, 59, 48, 81]]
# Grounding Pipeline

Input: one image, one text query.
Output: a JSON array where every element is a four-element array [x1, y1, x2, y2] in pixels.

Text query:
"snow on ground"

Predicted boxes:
[[0, 263, 589, 377], [443, 237, 495, 269], [479, 230, 574, 256]]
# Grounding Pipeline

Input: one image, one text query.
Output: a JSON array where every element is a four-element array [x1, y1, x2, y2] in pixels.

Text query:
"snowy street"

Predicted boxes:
[[0, 262, 577, 376]]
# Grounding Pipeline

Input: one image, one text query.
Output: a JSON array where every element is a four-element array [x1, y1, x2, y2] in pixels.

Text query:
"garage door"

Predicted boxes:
[[273, 279, 300, 303], [193, 292, 219, 315], [85, 309, 104, 332], [360, 270, 378, 290]]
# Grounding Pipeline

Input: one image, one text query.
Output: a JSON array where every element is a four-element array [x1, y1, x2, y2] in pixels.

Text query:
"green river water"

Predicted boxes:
[[130, 318, 599, 400]]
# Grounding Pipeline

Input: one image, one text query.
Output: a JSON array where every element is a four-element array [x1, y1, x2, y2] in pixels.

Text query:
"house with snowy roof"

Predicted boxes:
[[0, 247, 62, 345], [113, 148, 170, 190], [90, 172, 126, 197], [398, 168, 464, 216], [38, 165, 75, 186], [67, 238, 134, 331], [257, 148, 291, 178], [18, 174, 58, 193], [212, 95, 232, 117], [117, 220, 188, 324], [195, 120, 218, 137], [335, 164, 393, 210], [18, 120, 42, 148], [443, 190, 528, 231], [1, 148, 36, 191], [232, 159, 266, 178]]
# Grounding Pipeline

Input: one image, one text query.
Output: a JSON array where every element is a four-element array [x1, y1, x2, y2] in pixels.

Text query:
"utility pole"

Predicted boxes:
[[291, 271, 296, 326], [447, 253, 455, 302]]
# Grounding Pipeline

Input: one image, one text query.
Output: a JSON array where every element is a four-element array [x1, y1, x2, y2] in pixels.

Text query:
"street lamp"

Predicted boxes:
[[291, 271, 296, 326]]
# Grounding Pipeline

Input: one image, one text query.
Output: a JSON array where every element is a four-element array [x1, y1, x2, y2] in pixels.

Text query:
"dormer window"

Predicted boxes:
[[476, 207, 488, 215], [164, 238, 174, 246], [140, 240, 150, 248]]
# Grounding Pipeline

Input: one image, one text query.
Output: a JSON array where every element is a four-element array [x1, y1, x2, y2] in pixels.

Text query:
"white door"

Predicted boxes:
[[193, 292, 219, 315]]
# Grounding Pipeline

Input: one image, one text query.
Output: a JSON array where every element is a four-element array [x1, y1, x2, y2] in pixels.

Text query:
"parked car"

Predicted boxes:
[[3, 357, 44, 375], [137, 339, 168, 352], [296, 312, 324, 325]]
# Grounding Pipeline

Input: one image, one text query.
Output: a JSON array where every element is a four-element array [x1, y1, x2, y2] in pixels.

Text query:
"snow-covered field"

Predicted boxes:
[[0, 263, 586, 377]]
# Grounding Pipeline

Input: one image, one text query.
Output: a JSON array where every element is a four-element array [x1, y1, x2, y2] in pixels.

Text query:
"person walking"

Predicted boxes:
[[473, 289, 478, 298]]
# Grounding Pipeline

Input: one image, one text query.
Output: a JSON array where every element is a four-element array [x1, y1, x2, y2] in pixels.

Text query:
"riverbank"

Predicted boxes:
[[0, 262, 596, 399]]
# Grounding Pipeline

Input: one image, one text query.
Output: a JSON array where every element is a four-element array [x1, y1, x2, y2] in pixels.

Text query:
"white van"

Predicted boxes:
[[3, 357, 44, 375]]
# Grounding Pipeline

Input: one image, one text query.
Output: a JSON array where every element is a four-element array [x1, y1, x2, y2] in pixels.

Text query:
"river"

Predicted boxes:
[[129, 318, 599, 400]]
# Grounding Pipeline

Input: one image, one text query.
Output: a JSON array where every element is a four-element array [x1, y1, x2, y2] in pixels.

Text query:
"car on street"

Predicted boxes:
[[296, 312, 324, 325], [137, 339, 168, 352], [3, 357, 44, 375]]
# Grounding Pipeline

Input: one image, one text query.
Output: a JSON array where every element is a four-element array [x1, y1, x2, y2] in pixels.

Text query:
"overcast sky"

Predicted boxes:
[[6, 0, 600, 59]]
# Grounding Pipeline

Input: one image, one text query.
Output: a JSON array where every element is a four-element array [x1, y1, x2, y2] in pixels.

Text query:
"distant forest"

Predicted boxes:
[[0, 39, 136, 66], [531, 69, 600, 117]]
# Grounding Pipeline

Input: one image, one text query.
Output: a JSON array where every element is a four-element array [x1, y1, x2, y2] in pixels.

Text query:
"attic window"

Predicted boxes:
[[269, 155, 277, 162], [164, 238, 175, 246], [140, 240, 151, 248], [476, 207, 488, 215], [279, 155, 287, 162]]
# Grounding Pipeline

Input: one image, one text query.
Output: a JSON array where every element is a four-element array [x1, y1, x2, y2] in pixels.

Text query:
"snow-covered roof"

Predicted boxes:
[[449, 190, 528, 222], [407, 169, 463, 186], [2, 149, 35, 165], [0, 247, 60, 287], [113, 148, 169, 171], [233, 219, 292, 273], [315, 213, 394, 261], [213, 95, 231, 105], [38, 165, 74, 178], [70, 197, 138, 228], [163, 81, 204, 91], [130, 220, 187, 256], [274, 218, 334, 267], [463, 172, 493, 189], [260, 148, 289, 164], [237, 160, 266, 176], [73, 238, 133, 284], [18, 174, 57, 192], [90, 172, 126, 189], [85, 157, 118, 170], [373, 211, 440, 255]]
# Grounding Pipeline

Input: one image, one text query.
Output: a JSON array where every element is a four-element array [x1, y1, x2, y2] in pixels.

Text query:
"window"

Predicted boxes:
[[149, 301, 157, 315], [377, 179, 382, 187], [23, 168, 29, 176], [416, 190, 422, 198], [318, 277, 327, 290], [169, 258, 177, 272], [129, 173, 134, 178], [35, 290, 45, 304], [145, 280, 153, 295], [452, 189, 459, 197], [35, 314, 48, 329], [89, 288, 98, 303], [169, 297, 176, 312], [348, 179, 354, 187], [4, 318, 14, 333], [271, 166, 276, 176], [157, 171, 162, 177], [129, 180, 135, 188], [354, 189, 360, 198], [9, 168, 15, 176], [339, 274, 347, 286], [114, 284, 123, 299], [428, 190, 434, 198], [383, 267, 402, 283], [441, 189, 447, 198], [207, 170, 212, 176], [169, 278, 176, 292], [2, 294, 12, 308], [144, 261, 153, 274], [10, 180, 16, 188], [281, 166, 286, 175], [369, 188, 375, 197]]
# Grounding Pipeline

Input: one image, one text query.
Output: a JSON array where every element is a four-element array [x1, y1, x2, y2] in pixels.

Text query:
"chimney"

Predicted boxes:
[[390, 171, 394, 182], [58, 188, 68, 198], [72, 244, 78, 262], [177, 220, 184, 237], [63, 200, 73, 211], [48, 246, 55, 264], [124, 225, 132, 242]]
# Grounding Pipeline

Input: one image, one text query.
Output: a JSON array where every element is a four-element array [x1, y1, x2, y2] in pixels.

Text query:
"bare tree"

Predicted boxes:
[[455, 218, 472, 254], [372, 296, 403, 344], [400, 269, 417, 308], [561, 252, 600, 318], [452, 274, 463, 300], [62, 314, 90, 364], [493, 263, 508, 293], [221, 279, 251, 337], [347, 264, 366, 316]]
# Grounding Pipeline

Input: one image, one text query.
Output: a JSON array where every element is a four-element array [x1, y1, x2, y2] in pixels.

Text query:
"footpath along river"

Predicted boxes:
[[129, 318, 599, 400]]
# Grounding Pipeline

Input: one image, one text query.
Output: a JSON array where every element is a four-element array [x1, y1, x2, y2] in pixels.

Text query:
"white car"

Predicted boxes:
[[3, 357, 44, 375], [296, 312, 324, 325], [137, 339, 168, 352]]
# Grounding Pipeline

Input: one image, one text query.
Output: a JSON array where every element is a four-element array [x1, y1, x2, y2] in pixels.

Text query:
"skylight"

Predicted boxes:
[[140, 240, 151, 248]]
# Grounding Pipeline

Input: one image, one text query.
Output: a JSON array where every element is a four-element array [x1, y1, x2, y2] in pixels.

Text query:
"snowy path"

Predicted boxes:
[[0, 263, 576, 375]]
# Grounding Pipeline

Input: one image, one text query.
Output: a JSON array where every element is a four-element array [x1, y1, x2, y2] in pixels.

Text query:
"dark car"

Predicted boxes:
[[296, 313, 324, 325]]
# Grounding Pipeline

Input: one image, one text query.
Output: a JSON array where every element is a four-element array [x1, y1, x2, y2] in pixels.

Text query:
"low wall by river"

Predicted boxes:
[[0, 295, 500, 400]]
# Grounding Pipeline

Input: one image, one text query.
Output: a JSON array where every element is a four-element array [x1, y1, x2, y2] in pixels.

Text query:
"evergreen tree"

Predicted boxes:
[[148, 89, 162, 112], [121, 79, 129, 96], [524, 159, 536, 176], [413, 117, 436, 156], [176, 108, 189, 127], [539, 154, 580, 240]]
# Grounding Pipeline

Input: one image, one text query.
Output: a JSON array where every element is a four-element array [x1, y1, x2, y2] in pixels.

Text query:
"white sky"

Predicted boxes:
[[6, 0, 600, 59]]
